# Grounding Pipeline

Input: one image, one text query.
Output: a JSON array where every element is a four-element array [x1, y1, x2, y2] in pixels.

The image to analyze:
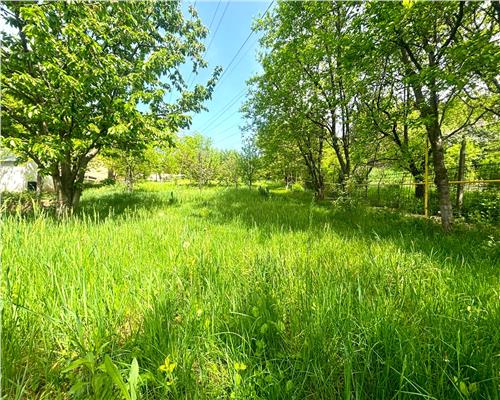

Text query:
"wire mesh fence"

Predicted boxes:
[[317, 162, 500, 224]]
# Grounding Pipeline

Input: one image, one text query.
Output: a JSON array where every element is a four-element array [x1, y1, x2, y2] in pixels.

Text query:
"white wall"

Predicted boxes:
[[0, 165, 28, 192], [0, 161, 53, 192]]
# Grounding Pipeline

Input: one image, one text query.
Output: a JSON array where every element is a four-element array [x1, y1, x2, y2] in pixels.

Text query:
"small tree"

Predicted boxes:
[[177, 133, 219, 187], [103, 148, 153, 192], [218, 150, 241, 187], [239, 138, 260, 189]]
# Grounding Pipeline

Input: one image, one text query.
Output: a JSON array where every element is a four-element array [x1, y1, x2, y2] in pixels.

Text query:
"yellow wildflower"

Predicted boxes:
[[159, 355, 177, 374]]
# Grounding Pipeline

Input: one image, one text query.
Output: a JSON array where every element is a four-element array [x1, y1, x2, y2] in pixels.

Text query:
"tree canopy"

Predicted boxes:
[[244, 0, 500, 231], [1, 1, 220, 213]]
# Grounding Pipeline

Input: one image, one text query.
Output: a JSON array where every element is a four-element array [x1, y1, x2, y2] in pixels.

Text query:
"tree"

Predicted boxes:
[[366, 1, 498, 231], [239, 138, 260, 189], [104, 149, 148, 192], [217, 150, 241, 187], [1, 1, 220, 214], [176, 133, 219, 187]]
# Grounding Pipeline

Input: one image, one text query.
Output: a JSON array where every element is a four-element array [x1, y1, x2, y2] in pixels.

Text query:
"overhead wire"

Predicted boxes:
[[187, 0, 228, 89], [193, 0, 275, 147]]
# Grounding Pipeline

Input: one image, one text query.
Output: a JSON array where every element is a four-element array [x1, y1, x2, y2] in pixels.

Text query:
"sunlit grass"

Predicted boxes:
[[2, 183, 499, 399]]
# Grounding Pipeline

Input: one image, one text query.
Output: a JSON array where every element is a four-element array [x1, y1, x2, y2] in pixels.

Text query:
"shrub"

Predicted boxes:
[[290, 182, 304, 192]]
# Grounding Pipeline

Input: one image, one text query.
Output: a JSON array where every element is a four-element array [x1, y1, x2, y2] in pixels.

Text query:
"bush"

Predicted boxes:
[[258, 186, 270, 198], [462, 188, 499, 224], [101, 178, 116, 186], [290, 182, 304, 192]]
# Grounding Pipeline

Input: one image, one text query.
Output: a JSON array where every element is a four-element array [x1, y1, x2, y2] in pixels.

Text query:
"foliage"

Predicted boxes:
[[175, 133, 220, 187], [239, 137, 261, 188], [244, 1, 500, 230], [1, 1, 220, 212]]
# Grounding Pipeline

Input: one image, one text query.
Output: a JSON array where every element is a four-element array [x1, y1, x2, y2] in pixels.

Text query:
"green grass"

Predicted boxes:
[[2, 183, 499, 399]]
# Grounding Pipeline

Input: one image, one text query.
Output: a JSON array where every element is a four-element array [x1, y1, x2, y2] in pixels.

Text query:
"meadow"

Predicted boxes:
[[1, 183, 499, 399]]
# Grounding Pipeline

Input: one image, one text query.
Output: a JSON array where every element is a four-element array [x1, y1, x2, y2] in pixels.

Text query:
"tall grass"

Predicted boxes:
[[1, 183, 499, 399]]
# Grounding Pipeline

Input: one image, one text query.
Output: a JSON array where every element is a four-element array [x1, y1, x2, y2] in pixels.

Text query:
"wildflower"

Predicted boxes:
[[234, 362, 247, 371], [196, 308, 203, 318], [159, 355, 177, 374]]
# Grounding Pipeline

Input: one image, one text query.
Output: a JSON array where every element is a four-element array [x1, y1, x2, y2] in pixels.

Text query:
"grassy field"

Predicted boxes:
[[1, 183, 499, 399]]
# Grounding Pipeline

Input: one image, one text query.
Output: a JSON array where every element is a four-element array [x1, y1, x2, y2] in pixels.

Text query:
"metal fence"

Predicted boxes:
[[320, 163, 500, 223]]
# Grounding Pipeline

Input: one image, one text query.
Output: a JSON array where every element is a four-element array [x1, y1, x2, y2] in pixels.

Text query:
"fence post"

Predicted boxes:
[[424, 137, 429, 218], [456, 138, 466, 216]]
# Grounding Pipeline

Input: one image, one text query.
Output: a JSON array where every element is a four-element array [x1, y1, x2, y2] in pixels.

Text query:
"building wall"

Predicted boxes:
[[0, 164, 28, 192], [0, 161, 53, 192]]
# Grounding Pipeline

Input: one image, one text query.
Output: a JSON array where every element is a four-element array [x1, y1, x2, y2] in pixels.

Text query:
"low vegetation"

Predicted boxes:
[[2, 183, 499, 399]]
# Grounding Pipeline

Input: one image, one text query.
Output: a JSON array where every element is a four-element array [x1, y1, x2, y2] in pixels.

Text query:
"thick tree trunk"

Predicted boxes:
[[428, 127, 453, 231], [456, 138, 466, 215], [52, 170, 83, 217], [51, 152, 94, 216]]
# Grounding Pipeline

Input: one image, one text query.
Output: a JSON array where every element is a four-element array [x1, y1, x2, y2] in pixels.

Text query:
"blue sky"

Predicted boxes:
[[180, 1, 272, 150]]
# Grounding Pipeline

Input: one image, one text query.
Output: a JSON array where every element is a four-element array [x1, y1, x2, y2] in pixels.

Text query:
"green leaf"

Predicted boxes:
[[104, 355, 131, 400], [459, 381, 469, 397], [128, 358, 139, 400]]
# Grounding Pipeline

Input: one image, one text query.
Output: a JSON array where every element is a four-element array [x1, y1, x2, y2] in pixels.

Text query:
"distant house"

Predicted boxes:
[[0, 152, 111, 192], [0, 154, 53, 192]]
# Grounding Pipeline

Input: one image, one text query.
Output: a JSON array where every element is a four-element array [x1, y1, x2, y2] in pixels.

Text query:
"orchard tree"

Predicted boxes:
[[1, 1, 220, 214], [176, 133, 219, 187], [239, 137, 260, 189], [217, 150, 241, 187], [103, 147, 152, 192], [366, 1, 499, 231]]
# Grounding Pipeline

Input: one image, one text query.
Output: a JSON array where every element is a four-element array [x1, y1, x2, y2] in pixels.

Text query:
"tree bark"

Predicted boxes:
[[428, 125, 453, 231], [50, 148, 96, 216], [52, 163, 84, 217]]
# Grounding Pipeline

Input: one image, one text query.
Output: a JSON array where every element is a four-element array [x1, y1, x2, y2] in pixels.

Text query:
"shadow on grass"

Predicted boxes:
[[194, 188, 499, 273], [77, 187, 179, 220]]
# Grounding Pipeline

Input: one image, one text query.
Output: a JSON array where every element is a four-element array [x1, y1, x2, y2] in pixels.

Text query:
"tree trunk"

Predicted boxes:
[[399, 45, 454, 231], [52, 166, 83, 216], [428, 127, 453, 231], [126, 165, 133, 192], [50, 150, 95, 216], [414, 178, 425, 198], [456, 138, 466, 215]]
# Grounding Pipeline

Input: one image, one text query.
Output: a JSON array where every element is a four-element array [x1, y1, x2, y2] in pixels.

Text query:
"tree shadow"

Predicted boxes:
[[77, 187, 180, 220], [195, 188, 499, 275]]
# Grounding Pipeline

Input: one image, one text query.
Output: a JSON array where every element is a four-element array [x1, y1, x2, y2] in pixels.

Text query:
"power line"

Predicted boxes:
[[214, 0, 274, 89], [188, 0, 228, 89], [202, 89, 246, 131], [198, 0, 274, 139], [205, 106, 242, 133], [204, 1, 229, 62], [213, 123, 243, 145]]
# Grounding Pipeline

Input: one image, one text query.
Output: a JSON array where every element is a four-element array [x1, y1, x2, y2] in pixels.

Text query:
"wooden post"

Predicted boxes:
[[424, 137, 429, 218], [456, 138, 466, 215]]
